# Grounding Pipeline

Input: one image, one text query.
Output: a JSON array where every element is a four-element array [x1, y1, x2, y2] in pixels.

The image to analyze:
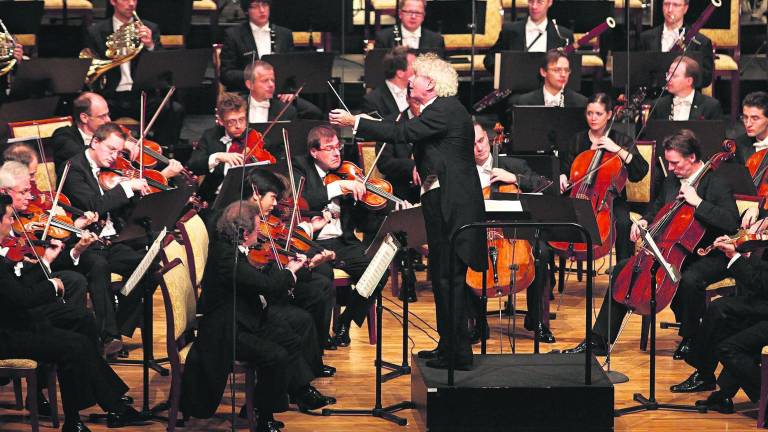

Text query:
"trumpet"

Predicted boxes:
[[80, 11, 145, 86], [0, 18, 17, 77]]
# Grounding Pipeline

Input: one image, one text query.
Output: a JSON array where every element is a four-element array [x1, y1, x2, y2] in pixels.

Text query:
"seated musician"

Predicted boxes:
[[0, 38, 23, 103], [649, 56, 722, 121], [374, 0, 445, 50], [484, 0, 574, 72], [638, 0, 714, 88], [292, 125, 392, 347], [181, 200, 335, 432], [667, 235, 768, 407], [734, 91, 768, 164], [560, 93, 649, 262], [244, 61, 298, 124], [472, 122, 557, 342], [50, 92, 184, 180], [563, 129, 739, 358], [0, 194, 145, 432], [83, 0, 185, 150]]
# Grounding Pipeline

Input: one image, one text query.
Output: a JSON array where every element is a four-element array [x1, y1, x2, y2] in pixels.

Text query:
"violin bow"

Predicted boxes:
[[30, 135, 59, 203], [11, 207, 53, 282], [139, 91, 146, 179], [251, 183, 285, 271], [40, 161, 71, 242], [283, 177, 306, 252], [362, 142, 386, 185], [327, 80, 352, 113], [243, 84, 305, 162]]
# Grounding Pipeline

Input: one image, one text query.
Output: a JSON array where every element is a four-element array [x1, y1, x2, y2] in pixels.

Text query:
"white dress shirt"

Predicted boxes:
[[250, 21, 272, 58], [112, 16, 154, 92], [249, 96, 270, 123], [78, 126, 93, 147], [314, 164, 344, 241], [525, 18, 548, 52], [385, 79, 409, 114], [661, 24, 684, 53], [476, 156, 493, 189], [754, 136, 768, 153], [85, 150, 133, 237], [543, 87, 564, 107], [671, 90, 695, 121], [400, 25, 421, 49]]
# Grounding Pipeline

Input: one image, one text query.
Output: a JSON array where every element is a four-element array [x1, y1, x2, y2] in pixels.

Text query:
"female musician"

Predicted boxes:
[[563, 130, 738, 358], [560, 92, 649, 262]]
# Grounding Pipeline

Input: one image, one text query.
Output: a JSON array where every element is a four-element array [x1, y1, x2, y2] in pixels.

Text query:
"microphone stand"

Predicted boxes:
[[469, 0, 477, 105]]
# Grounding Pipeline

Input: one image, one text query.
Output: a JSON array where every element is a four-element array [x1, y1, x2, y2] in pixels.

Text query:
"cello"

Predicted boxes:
[[612, 141, 735, 316], [465, 124, 535, 298], [744, 149, 768, 209]]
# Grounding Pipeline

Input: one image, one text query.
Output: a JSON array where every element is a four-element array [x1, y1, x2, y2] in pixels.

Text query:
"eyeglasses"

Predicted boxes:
[[400, 9, 424, 17], [548, 67, 571, 74], [317, 145, 342, 153], [223, 117, 247, 128], [741, 114, 766, 124]]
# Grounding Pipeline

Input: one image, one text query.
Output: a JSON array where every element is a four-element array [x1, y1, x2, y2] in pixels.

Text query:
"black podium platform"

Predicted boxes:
[[411, 353, 614, 432]]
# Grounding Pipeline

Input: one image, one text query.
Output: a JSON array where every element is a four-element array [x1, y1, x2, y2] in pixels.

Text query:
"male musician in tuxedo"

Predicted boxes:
[[563, 129, 739, 358], [484, 0, 574, 72], [471, 122, 556, 342], [667, 235, 768, 406], [49, 92, 184, 180], [84, 0, 185, 151], [638, 0, 714, 88], [0, 194, 144, 432], [374, 0, 445, 50], [330, 53, 487, 370], [512, 50, 588, 109], [0, 38, 23, 103], [243, 60, 298, 124], [734, 91, 768, 165], [181, 201, 334, 432], [649, 56, 722, 121]]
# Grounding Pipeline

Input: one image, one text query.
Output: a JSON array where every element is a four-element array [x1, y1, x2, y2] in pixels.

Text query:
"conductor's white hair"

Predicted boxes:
[[0, 161, 29, 189], [413, 53, 458, 98]]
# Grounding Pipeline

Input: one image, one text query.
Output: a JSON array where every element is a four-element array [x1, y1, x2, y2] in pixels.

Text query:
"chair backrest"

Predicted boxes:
[[8, 116, 73, 139], [157, 258, 197, 362], [626, 140, 655, 203], [160, 234, 194, 298], [735, 194, 764, 215], [176, 210, 209, 288], [358, 142, 383, 180], [503, 0, 643, 10], [444, 0, 503, 50], [698, 0, 740, 50]]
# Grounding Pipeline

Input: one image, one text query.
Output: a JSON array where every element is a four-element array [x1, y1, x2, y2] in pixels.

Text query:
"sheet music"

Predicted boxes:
[[353, 233, 400, 299], [120, 228, 167, 296]]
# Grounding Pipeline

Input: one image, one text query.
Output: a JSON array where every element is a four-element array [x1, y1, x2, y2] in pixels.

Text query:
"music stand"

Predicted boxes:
[[261, 53, 335, 94], [611, 52, 703, 88], [642, 120, 725, 160], [549, 1, 615, 33], [270, 0, 353, 32], [0, 1, 44, 35], [494, 52, 583, 93], [132, 48, 211, 90], [210, 161, 279, 212], [9, 58, 91, 98], [423, 0, 486, 35], [114, 187, 194, 244], [136, 0, 193, 39], [364, 48, 445, 89], [509, 106, 584, 154]]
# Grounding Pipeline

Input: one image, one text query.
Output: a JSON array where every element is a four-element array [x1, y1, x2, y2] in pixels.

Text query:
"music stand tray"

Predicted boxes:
[[642, 120, 725, 160], [495, 51, 582, 93], [133, 48, 211, 90], [10, 58, 92, 97], [611, 52, 703, 88], [261, 53, 335, 94], [510, 106, 584, 154]]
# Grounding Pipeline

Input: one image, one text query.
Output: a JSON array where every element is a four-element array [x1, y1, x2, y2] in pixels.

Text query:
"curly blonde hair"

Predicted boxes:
[[413, 53, 458, 98]]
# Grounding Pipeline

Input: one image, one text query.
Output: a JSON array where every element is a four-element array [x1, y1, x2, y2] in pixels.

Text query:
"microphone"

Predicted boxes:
[[242, 50, 257, 57]]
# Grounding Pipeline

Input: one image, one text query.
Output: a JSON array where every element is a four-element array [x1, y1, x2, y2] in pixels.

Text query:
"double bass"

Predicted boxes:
[[465, 124, 535, 298], [612, 141, 735, 315]]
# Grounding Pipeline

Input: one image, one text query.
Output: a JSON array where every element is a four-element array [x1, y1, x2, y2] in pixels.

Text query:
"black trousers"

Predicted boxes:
[[292, 269, 334, 354], [613, 197, 634, 263], [105, 90, 185, 151], [593, 252, 729, 344], [270, 304, 323, 377], [717, 320, 768, 402], [421, 189, 473, 362], [0, 325, 128, 420]]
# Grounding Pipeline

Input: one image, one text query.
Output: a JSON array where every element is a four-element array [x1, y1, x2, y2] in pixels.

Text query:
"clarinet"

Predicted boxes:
[[270, 25, 276, 53], [393, 23, 402, 47]]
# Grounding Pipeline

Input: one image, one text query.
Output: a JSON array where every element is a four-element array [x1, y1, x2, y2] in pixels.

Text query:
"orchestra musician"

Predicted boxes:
[[512, 50, 588, 109], [374, 0, 445, 50], [734, 91, 768, 165], [638, 0, 714, 88], [484, 0, 574, 72], [0, 38, 23, 103], [563, 130, 739, 359], [649, 56, 722, 121], [83, 0, 185, 151], [330, 53, 486, 370], [667, 235, 768, 412], [0, 194, 145, 432], [181, 201, 335, 432], [472, 122, 557, 343], [561, 93, 649, 263], [244, 61, 297, 124]]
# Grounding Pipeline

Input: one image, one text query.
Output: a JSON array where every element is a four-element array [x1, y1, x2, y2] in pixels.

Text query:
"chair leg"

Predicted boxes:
[[47, 366, 59, 428], [557, 256, 566, 294], [244, 368, 257, 432], [26, 372, 39, 432], [367, 303, 377, 345], [13, 377, 23, 409], [730, 70, 740, 123], [759, 351, 768, 428], [576, 260, 583, 282], [167, 368, 182, 432], [640, 315, 650, 352]]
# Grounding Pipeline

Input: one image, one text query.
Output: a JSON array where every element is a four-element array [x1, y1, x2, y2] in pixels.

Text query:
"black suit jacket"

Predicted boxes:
[[512, 87, 588, 107], [649, 91, 723, 121], [0, 259, 58, 331], [50, 124, 86, 170], [638, 25, 714, 88], [374, 26, 445, 50], [562, 130, 649, 183], [84, 18, 162, 94], [729, 254, 768, 300], [734, 134, 758, 165], [356, 96, 486, 271], [484, 19, 574, 71], [491, 156, 549, 192], [220, 22, 294, 91]]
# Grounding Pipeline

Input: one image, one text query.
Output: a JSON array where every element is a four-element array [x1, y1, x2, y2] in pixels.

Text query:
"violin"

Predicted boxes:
[[697, 230, 768, 256], [745, 149, 768, 210], [29, 180, 97, 224], [0, 235, 51, 263], [466, 124, 535, 298], [324, 161, 404, 210], [241, 130, 277, 165], [246, 239, 299, 269], [256, 214, 328, 258], [98, 156, 172, 194], [612, 140, 735, 316], [118, 125, 198, 183], [14, 204, 108, 245]]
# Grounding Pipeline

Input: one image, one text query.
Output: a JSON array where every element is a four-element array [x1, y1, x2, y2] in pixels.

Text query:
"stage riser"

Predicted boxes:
[[412, 354, 614, 432]]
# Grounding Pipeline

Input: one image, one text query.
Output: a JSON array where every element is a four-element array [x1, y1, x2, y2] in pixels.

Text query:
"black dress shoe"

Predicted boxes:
[[695, 391, 734, 414], [324, 336, 338, 351], [290, 386, 334, 411], [670, 371, 716, 393], [333, 324, 351, 347], [103, 338, 123, 358], [417, 347, 440, 359], [25, 392, 51, 417], [321, 364, 336, 377], [561, 339, 608, 356], [106, 406, 146, 428], [425, 356, 473, 371], [121, 395, 134, 405], [238, 406, 287, 427], [62, 419, 92, 432], [256, 419, 283, 432], [673, 338, 692, 360], [528, 322, 556, 344]]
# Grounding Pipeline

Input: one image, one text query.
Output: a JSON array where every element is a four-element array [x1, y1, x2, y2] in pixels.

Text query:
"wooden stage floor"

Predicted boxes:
[[1, 257, 763, 431]]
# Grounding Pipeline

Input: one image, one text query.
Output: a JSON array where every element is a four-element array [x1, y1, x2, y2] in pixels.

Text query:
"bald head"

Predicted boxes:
[[74, 92, 111, 135]]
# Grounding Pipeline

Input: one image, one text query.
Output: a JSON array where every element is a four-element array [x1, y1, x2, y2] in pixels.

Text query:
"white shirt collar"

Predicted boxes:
[[663, 22, 683, 34], [385, 79, 409, 112], [315, 163, 328, 179], [754, 136, 768, 152], [112, 14, 132, 32], [526, 17, 548, 33], [249, 21, 271, 33], [681, 162, 706, 185], [401, 25, 421, 39], [85, 149, 100, 174], [250, 95, 270, 109], [419, 96, 438, 113], [78, 126, 92, 146], [673, 90, 695, 105]]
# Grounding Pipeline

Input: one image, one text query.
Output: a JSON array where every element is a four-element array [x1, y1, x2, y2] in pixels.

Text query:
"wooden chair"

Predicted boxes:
[[176, 210, 210, 294], [700, 0, 741, 121], [441, 0, 504, 75], [159, 235, 193, 298], [8, 116, 74, 192], [759, 344, 768, 428], [43, 0, 93, 25], [0, 360, 59, 432]]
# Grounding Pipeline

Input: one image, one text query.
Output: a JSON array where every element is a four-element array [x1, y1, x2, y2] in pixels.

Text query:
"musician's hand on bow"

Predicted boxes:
[[630, 219, 648, 242], [138, 24, 154, 49], [713, 235, 738, 258], [742, 207, 760, 229], [412, 166, 422, 186], [161, 159, 184, 178], [328, 109, 356, 127], [595, 136, 622, 153], [215, 152, 244, 167], [749, 217, 768, 234], [124, 140, 141, 161], [74, 211, 99, 229], [43, 239, 64, 263], [309, 209, 332, 232], [51, 278, 65, 297], [286, 253, 308, 273], [124, 178, 151, 196], [678, 184, 703, 208], [395, 200, 413, 211], [338, 180, 367, 201], [277, 93, 295, 104], [559, 174, 569, 194], [490, 168, 517, 185], [72, 231, 99, 259], [308, 250, 335, 268]]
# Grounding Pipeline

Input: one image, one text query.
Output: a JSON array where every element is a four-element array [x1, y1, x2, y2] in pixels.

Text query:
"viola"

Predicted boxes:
[[241, 130, 277, 165], [696, 230, 768, 256], [118, 125, 198, 183], [612, 140, 735, 316], [256, 214, 327, 257], [324, 161, 404, 210], [745, 149, 768, 210], [466, 124, 535, 298], [98, 156, 172, 194], [246, 239, 298, 269], [0, 235, 51, 263]]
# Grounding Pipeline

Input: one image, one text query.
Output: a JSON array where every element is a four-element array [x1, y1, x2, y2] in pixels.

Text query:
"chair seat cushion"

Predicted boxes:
[[0, 359, 38, 369], [193, 0, 216, 11], [111, 273, 123, 283], [448, 55, 486, 73], [581, 54, 604, 69], [45, 0, 93, 10], [334, 268, 351, 280], [706, 278, 735, 291], [715, 54, 738, 72]]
